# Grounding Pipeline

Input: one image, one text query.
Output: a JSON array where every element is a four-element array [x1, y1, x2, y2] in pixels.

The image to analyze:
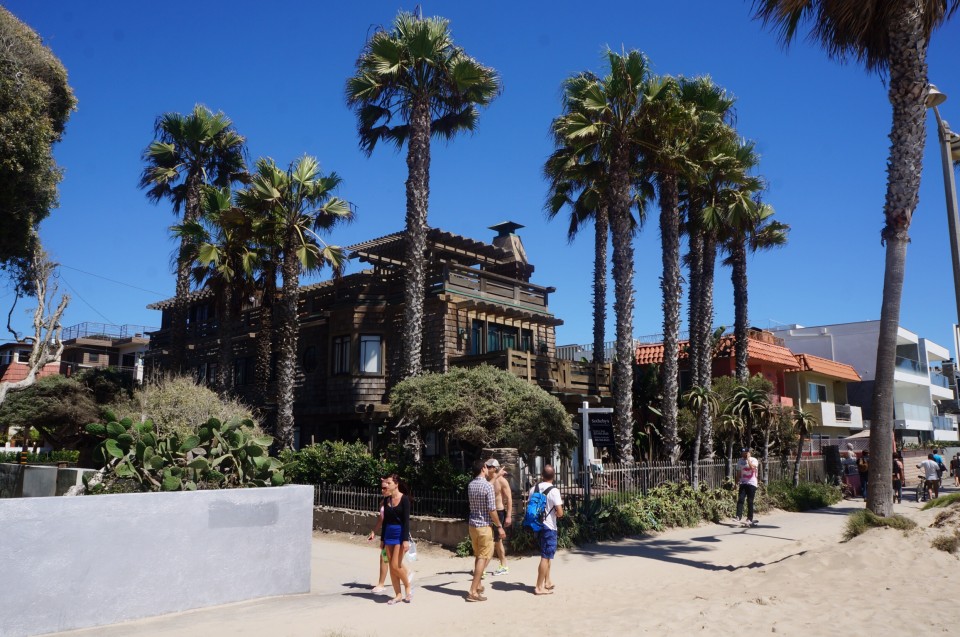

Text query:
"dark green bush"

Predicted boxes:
[[765, 479, 842, 512], [843, 509, 916, 541], [0, 449, 79, 464]]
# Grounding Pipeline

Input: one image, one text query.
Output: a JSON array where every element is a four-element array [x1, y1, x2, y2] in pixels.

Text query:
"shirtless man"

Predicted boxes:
[[486, 459, 512, 576]]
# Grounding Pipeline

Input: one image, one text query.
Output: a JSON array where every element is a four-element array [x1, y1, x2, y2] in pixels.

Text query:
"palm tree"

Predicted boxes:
[[345, 11, 501, 380], [714, 411, 745, 478], [552, 51, 659, 463], [729, 383, 769, 450], [173, 186, 257, 392], [791, 409, 819, 486], [753, 0, 959, 517], [237, 156, 352, 450], [139, 105, 247, 373], [722, 197, 788, 382], [682, 385, 719, 486]]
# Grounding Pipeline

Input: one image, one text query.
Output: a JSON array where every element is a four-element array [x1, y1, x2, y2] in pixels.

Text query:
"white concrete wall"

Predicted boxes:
[[0, 484, 312, 637]]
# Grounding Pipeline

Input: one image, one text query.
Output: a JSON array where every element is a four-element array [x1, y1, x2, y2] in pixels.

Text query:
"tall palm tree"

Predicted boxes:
[[730, 383, 769, 450], [139, 105, 247, 373], [682, 385, 719, 486], [553, 51, 659, 463], [791, 408, 819, 487], [237, 156, 352, 450], [722, 198, 789, 382], [753, 0, 959, 518], [173, 186, 257, 392], [345, 11, 501, 380]]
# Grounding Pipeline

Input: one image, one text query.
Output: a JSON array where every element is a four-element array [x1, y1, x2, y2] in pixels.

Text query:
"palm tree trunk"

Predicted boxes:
[[275, 241, 300, 450], [400, 95, 432, 381], [868, 2, 928, 518], [255, 262, 276, 399], [610, 145, 635, 464], [658, 174, 682, 463], [699, 235, 717, 458], [216, 287, 233, 393], [170, 170, 203, 374], [731, 238, 749, 382], [592, 204, 609, 365], [687, 229, 703, 386], [792, 428, 806, 487], [762, 420, 772, 483]]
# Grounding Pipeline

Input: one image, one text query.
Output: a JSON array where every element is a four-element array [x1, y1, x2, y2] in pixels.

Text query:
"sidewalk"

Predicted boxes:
[[53, 497, 957, 636]]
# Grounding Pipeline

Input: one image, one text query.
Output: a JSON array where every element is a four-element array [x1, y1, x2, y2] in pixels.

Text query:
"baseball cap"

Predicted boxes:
[[740, 447, 750, 453], [485, 458, 501, 468]]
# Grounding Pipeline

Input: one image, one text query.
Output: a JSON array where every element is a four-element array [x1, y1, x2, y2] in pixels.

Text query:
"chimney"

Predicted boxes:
[[487, 221, 533, 280]]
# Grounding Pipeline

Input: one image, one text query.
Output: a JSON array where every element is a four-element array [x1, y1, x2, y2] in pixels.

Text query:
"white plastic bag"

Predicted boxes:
[[406, 539, 418, 562]]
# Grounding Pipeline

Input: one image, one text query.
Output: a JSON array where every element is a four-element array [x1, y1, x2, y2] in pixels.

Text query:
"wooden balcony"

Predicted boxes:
[[450, 348, 611, 400], [429, 263, 553, 313]]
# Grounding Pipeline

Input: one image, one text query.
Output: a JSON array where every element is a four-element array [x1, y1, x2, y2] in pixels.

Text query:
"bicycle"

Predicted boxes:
[[915, 474, 928, 503]]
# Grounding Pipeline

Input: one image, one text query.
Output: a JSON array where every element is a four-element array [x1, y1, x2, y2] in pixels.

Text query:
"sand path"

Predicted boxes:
[[53, 496, 960, 636]]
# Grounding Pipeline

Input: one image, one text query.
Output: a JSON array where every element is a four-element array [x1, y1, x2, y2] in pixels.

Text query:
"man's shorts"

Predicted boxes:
[[493, 510, 506, 542], [469, 525, 494, 559], [538, 528, 558, 560]]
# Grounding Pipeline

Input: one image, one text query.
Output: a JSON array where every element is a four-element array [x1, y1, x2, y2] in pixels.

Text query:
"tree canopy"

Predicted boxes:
[[0, 7, 75, 269], [389, 365, 577, 460]]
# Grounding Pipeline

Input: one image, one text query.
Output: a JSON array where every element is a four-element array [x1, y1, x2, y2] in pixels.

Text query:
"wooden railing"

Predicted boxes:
[[430, 263, 551, 311], [450, 348, 611, 396]]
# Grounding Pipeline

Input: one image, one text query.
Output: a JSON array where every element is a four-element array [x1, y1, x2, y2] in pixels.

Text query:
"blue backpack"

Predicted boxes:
[[523, 484, 556, 532]]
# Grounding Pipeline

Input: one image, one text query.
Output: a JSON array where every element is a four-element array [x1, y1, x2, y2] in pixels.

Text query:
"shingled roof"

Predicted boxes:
[[794, 353, 861, 382]]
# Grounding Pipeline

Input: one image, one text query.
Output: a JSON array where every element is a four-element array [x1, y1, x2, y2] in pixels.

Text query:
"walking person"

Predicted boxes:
[[467, 459, 505, 602], [367, 505, 388, 593], [892, 452, 904, 505], [380, 473, 413, 605], [952, 453, 960, 488], [857, 450, 870, 499], [918, 454, 941, 501], [486, 459, 513, 576], [735, 448, 759, 527], [530, 464, 563, 596]]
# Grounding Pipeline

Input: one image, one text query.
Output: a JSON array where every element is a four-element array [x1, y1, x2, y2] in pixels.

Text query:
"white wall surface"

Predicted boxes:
[[0, 485, 312, 637]]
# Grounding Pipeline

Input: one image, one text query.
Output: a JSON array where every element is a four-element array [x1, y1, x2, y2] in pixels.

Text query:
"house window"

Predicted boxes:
[[17, 350, 30, 363], [471, 320, 484, 355], [521, 329, 534, 353], [87, 352, 100, 364], [121, 353, 136, 368], [302, 346, 318, 373], [332, 336, 350, 374], [360, 335, 382, 374], [808, 382, 827, 404], [234, 357, 251, 386], [487, 323, 519, 352]]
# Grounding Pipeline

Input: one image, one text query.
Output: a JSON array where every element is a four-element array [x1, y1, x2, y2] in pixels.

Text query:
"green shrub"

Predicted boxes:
[[454, 536, 473, 557], [843, 509, 917, 541], [932, 531, 960, 554], [0, 449, 79, 464], [922, 493, 960, 510], [765, 479, 843, 512]]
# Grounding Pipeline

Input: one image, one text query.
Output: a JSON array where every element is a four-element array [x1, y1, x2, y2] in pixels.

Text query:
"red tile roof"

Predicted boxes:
[[794, 353, 861, 382], [636, 334, 800, 369]]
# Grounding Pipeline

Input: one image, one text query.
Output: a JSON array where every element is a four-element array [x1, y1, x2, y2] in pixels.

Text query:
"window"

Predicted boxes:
[[807, 382, 827, 404], [121, 353, 136, 368], [87, 352, 100, 364], [17, 350, 30, 363], [302, 346, 318, 373], [234, 357, 251, 386], [0, 350, 10, 365], [332, 336, 350, 374], [471, 320, 484, 355], [360, 335, 382, 374], [487, 323, 519, 352]]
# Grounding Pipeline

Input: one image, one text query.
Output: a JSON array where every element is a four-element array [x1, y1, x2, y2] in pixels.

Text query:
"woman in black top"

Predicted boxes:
[[380, 473, 412, 604]]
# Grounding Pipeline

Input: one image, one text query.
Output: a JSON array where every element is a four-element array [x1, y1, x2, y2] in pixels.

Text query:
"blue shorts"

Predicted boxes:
[[383, 524, 402, 546], [538, 528, 558, 560]]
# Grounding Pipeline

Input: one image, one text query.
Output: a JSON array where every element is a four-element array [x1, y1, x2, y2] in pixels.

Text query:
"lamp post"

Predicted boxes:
[[925, 85, 960, 348]]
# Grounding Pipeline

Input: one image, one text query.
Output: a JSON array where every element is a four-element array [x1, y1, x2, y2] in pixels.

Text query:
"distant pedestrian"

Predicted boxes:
[[380, 473, 413, 605], [952, 453, 960, 487], [857, 450, 870, 498], [735, 448, 759, 527], [467, 459, 505, 602], [917, 454, 940, 501], [367, 505, 388, 593], [530, 464, 563, 596], [933, 448, 946, 487], [485, 459, 512, 576], [892, 453, 904, 504]]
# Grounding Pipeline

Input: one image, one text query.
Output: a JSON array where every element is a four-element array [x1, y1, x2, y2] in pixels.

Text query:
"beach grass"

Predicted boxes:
[[922, 492, 960, 510], [843, 509, 916, 541]]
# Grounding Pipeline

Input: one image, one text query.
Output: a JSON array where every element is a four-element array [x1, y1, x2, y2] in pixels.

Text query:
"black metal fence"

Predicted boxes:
[[308, 457, 827, 520]]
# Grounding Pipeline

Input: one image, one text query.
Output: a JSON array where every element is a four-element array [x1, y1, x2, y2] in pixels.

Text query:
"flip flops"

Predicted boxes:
[[466, 593, 487, 602]]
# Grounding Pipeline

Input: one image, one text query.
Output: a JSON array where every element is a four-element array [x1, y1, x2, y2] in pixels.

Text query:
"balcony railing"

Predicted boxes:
[[932, 415, 955, 431], [835, 403, 853, 421], [429, 263, 551, 312], [894, 402, 931, 422], [930, 371, 952, 389], [895, 356, 928, 376], [450, 348, 611, 396], [61, 322, 157, 342]]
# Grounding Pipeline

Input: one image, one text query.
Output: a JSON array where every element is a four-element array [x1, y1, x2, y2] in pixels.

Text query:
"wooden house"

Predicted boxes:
[[145, 223, 611, 449]]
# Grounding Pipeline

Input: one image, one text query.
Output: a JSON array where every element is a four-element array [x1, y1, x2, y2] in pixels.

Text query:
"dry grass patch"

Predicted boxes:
[[843, 509, 917, 541]]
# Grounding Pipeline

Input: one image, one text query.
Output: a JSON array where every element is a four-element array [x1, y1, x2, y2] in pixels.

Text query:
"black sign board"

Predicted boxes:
[[588, 412, 615, 448]]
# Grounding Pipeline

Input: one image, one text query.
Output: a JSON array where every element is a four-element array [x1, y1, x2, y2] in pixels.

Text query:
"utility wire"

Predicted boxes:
[[58, 274, 115, 324], [59, 264, 165, 296]]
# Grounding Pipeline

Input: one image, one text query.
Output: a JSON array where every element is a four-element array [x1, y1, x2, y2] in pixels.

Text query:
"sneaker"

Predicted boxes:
[[733, 516, 741, 523], [750, 520, 759, 527], [493, 566, 509, 576]]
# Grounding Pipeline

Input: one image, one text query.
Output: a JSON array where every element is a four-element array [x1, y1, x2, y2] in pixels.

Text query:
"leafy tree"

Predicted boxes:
[[753, 0, 959, 518], [138, 105, 247, 372], [791, 408, 819, 487], [0, 8, 75, 270], [682, 384, 719, 486], [236, 156, 351, 450], [728, 375, 773, 449], [389, 365, 577, 460], [346, 11, 502, 382], [0, 375, 99, 449]]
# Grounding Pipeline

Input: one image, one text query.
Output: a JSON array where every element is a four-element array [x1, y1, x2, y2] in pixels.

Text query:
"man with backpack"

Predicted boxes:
[[524, 464, 563, 596]]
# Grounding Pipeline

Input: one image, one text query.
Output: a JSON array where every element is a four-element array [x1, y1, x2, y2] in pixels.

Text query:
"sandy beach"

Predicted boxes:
[[54, 495, 960, 637]]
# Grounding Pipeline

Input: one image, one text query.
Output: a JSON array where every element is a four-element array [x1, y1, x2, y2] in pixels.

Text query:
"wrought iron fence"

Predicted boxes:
[[308, 457, 827, 520]]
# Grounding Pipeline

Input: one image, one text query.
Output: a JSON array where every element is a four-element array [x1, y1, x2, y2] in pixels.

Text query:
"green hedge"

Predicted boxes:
[[0, 450, 79, 464]]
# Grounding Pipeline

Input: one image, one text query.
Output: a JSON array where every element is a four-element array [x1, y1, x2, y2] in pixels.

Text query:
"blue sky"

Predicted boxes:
[[4, 1, 960, 356]]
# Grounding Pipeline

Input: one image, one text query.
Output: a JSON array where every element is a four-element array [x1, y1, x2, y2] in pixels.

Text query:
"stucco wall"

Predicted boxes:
[[313, 507, 468, 548], [0, 484, 312, 637]]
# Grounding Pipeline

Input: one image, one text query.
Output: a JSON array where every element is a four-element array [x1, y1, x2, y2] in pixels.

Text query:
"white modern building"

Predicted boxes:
[[770, 321, 958, 444]]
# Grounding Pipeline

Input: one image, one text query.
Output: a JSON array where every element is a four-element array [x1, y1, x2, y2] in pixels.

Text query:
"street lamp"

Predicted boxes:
[[925, 84, 960, 356]]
